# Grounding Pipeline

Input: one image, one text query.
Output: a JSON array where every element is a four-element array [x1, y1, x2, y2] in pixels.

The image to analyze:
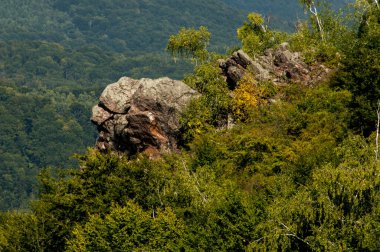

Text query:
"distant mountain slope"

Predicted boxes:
[[224, 0, 352, 31], [0, 0, 245, 53], [53, 0, 247, 52], [0, 0, 350, 55]]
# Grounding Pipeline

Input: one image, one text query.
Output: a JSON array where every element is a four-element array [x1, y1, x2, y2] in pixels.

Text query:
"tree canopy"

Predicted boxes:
[[2, 0, 380, 251]]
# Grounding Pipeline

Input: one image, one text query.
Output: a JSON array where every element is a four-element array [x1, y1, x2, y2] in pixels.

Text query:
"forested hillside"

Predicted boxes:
[[1, 0, 380, 249], [2, 0, 380, 250], [2, 0, 275, 53], [0, 0, 351, 217], [0, 0, 242, 210], [0, 0, 347, 211]]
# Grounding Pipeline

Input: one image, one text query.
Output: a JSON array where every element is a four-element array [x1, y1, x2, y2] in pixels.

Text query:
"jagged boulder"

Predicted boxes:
[[219, 43, 330, 89], [91, 77, 199, 157]]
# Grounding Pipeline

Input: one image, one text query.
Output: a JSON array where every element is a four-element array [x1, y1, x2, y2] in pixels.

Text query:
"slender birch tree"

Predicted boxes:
[[300, 0, 325, 40]]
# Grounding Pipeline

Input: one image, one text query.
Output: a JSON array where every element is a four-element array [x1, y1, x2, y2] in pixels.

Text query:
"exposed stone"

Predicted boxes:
[[219, 43, 330, 88], [91, 105, 113, 125], [99, 76, 141, 114], [248, 61, 270, 80], [226, 66, 246, 89], [273, 50, 294, 66], [231, 50, 253, 68], [92, 77, 199, 157], [219, 50, 251, 89]]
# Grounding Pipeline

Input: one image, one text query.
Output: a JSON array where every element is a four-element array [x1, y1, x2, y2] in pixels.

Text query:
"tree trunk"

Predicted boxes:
[[309, 2, 325, 41]]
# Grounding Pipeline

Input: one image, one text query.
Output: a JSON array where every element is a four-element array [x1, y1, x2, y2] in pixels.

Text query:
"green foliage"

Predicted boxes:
[[184, 193, 262, 251], [2, 1, 380, 251], [231, 74, 278, 122], [0, 0, 354, 211], [0, 211, 44, 252], [251, 135, 380, 251], [0, 80, 377, 251], [0, 0, 262, 210], [167, 26, 211, 63], [0, 0, 247, 53], [180, 61, 231, 143], [67, 202, 185, 252], [237, 13, 287, 56], [25, 148, 257, 251], [179, 98, 213, 145], [0, 83, 97, 210], [232, 74, 260, 122], [290, 3, 351, 67], [331, 3, 380, 135]]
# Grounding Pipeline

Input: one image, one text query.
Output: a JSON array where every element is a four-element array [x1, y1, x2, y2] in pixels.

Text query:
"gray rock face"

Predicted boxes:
[[91, 105, 113, 125], [91, 77, 199, 157], [99, 77, 140, 114], [219, 43, 330, 89]]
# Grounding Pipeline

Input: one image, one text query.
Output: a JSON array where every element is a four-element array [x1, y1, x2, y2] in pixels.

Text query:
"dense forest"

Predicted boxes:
[[0, 0, 337, 211], [2, 0, 380, 251], [0, 0, 242, 210]]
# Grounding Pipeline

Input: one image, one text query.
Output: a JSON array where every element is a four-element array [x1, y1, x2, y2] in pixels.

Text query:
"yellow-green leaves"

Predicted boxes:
[[232, 74, 259, 122], [167, 26, 211, 63], [67, 202, 185, 252], [237, 12, 287, 56], [231, 74, 277, 122]]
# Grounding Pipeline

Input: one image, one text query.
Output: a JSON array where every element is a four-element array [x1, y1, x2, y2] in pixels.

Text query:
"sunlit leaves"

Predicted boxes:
[[67, 202, 185, 252], [167, 26, 211, 63], [237, 12, 287, 56]]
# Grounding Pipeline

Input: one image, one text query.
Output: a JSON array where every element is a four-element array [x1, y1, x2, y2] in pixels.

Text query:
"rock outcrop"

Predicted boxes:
[[91, 45, 331, 157], [91, 77, 199, 157], [219, 43, 330, 89]]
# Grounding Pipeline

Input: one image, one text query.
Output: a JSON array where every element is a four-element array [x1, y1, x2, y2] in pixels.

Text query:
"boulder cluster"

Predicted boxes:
[[218, 43, 330, 89], [91, 77, 198, 157]]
